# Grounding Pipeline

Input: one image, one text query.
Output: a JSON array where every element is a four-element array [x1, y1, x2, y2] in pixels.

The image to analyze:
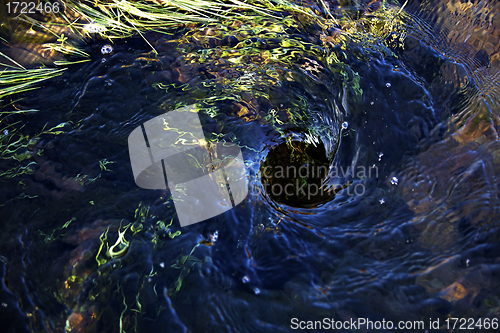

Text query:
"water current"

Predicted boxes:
[[1, 0, 500, 332]]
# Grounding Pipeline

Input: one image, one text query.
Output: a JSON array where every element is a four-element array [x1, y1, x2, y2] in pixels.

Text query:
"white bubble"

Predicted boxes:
[[242, 276, 250, 283], [342, 121, 349, 130], [466, 259, 470, 267], [210, 230, 219, 243], [386, 82, 391, 87], [378, 152, 384, 161], [253, 287, 260, 295], [3, 129, 8, 136], [84, 23, 106, 34], [391, 177, 398, 185], [101, 44, 113, 55], [379, 198, 385, 204], [159, 262, 165, 268]]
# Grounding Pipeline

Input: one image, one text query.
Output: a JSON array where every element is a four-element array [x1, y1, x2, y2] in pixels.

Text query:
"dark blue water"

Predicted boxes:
[[1, 1, 500, 332]]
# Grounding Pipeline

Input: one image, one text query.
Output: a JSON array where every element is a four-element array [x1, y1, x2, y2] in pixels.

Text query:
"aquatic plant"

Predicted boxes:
[[11, 3, 497, 333], [0, 57, 67, 198], [0, 63, 66, 100], [3, 0, 410, 66]]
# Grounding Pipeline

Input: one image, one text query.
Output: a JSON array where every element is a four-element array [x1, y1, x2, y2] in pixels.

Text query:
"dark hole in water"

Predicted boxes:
[[260, 139, 336, 207]]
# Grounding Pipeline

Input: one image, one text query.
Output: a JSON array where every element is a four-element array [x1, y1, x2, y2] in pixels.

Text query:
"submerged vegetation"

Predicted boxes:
[[0, 63, 65, 99], [0, 0, 409, 184], [0, 0, 410, 114], [2, 0, 409, 67], [0, 58, 66, 194], [0, 1, 408, 330], [3, 1, 500, 333]]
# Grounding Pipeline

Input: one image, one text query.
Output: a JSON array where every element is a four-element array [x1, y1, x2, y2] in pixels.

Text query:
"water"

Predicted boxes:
[[1, 0, 500, 332]]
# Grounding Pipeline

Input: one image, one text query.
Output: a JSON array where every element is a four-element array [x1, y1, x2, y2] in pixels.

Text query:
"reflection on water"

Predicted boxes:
[[1, 0, 500, 332]]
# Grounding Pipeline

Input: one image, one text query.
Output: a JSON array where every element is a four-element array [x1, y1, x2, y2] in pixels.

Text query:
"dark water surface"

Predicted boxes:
[[1, 0, 500, 332]]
